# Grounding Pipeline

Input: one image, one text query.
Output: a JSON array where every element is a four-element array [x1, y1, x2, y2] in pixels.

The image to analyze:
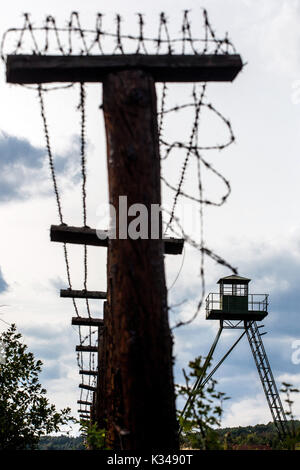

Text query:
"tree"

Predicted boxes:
[[280, 382, 300, 450], [176, 356, 230, 450], [0, 324, 74, 450]]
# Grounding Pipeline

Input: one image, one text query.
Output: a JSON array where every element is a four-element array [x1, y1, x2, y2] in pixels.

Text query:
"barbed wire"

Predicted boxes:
[[3, 8, 240, 414], [37, 82, 98, 411], [1, 9, 236, 63], [159, 78, 237, 328]]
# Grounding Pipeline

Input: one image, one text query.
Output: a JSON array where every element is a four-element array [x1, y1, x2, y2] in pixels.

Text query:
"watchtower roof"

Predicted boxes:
[[217, 275, 251, 285]]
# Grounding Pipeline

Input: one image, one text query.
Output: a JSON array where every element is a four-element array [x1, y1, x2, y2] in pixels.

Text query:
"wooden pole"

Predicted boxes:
[[103, 70, 178, 449]]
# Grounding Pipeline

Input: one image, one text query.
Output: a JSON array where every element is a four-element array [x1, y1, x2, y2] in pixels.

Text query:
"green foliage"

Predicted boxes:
[[38, 435, 85, 450], [176, 355, 230, 450], [217, 422, 280, 449], [80, 420, 107, 450], [177, 359, 300, 450], [0, 324, 75, 450], [280, 382, 300, 450]]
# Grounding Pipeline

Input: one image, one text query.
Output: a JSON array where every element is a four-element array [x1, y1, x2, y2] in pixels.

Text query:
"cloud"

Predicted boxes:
[[0, 132, 82, 203], [0, 131, 45, 168], [48, 276, 68, 292], [0, 266, 8, 293], [20, 322, 77, 361], [222, 393, 273, 427], [257, 0, 300, 77]]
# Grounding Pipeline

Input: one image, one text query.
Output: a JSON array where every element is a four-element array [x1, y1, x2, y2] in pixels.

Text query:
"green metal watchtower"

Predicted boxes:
[[180, 274, 290, 440], [206, 275, 268, 321]]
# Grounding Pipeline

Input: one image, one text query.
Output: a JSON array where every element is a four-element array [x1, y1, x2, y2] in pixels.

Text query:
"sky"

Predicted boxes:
[[0, 0, 300, 434]]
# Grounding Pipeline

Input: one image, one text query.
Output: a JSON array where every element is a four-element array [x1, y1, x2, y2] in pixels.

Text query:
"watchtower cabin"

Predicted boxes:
[[206, 275, 268, 321]]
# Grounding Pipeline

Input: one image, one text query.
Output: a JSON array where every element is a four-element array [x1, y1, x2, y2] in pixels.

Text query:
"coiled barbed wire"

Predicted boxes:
[[1, 9, 236, 62], [2, 8, 241, 412]]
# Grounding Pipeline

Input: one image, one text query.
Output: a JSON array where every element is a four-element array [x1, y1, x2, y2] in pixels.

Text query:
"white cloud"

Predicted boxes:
[[222, 372, 300, 428], [256, 0, 300, 77], [223, 393, 273, 427]]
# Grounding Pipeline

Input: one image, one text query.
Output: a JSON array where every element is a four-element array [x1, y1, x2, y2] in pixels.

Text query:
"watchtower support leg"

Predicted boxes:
[[179, 324, 223, 430]]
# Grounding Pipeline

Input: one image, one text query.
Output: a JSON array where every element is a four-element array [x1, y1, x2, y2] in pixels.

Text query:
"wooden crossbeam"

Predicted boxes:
[[76, 345, 98, 353], [79, 370, 98, 376], [50, 224, 184, 255], [7, 54, 243, 84], [77, 400, 92, 405], [72, 317, 104, 327], [79, 383, 97, 392], [78, 410, 90, 413], [60, 289, 106, 299]]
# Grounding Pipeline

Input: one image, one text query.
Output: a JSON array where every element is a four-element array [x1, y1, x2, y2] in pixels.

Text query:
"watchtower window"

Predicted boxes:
[[220, 283, 248, 296], [233, 284, 248, 296]]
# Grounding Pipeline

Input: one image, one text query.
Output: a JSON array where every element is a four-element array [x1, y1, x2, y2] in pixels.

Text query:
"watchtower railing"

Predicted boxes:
[[206, 293, 269, 314]]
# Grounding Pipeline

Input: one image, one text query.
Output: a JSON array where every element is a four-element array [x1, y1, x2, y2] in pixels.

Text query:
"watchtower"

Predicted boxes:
[[206, 275, 268, 321], [181, 274, 290, 440]]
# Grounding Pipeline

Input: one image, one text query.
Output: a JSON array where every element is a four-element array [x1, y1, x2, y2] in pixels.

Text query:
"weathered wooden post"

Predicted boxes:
[[7, 48, 242, 449], [103, 69, 177, 448]]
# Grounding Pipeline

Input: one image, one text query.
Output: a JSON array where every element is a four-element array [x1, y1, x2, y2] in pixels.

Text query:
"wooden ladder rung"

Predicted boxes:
[[60, 289, 107, 299], [72, 317, 104, 327], [79, 370, 98, 376], [76, 345, 98, 353], [79, 383, 97, 392]]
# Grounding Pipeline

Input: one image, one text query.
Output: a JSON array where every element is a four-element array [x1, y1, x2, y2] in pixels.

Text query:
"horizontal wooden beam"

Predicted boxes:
[[79, 383, 97, 392], [163, 237, 184, 255], [76, 345, 98, 353], [77, 400, 92, 405], [72, 317, 104, 327], [51, 225, 108, 246], [78, 410, 90, 413], [60, 289, 107, 299], [50, 225, 184, 255], [79, 370, 98, 376], [7, 54, 243, 84]]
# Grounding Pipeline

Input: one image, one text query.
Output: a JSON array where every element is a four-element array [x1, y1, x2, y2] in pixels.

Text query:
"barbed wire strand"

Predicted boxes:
[[1, 9, 237, 63], [38, 83, 97, 408]]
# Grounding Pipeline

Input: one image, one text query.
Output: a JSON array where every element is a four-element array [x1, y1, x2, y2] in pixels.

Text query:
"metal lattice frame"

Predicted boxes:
[[181, 319, 290, 439], [245, 321, 289, 438]]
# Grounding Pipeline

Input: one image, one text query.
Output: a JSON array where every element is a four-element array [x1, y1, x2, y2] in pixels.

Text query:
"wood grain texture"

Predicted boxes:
[[7, 54, 243, 84], [50, 224, 184, 254], [79, 384, 97, 392], [76, 345, 98, 352], [71, 317, 104, 327], [103, 70, 178, 450], [60, 289, 107, 299]]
